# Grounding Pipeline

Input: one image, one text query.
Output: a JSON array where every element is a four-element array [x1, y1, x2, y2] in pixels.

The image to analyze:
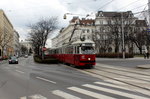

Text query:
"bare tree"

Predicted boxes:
[[28, 17, 58, 55], [20, 45, 28, 55], [130, 31, 146, 54], [0, 31, 13, 57], [92, 29, 112, 53], [108, 12, 135, 53]]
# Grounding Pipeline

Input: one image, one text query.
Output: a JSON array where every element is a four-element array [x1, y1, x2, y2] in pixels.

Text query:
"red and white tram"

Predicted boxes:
[[49, 40, 96, 68]]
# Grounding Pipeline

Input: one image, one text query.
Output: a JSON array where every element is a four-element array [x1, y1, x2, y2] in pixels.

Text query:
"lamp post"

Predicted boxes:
[[121, 12, 125, 59], [63, 13, 86, 43]]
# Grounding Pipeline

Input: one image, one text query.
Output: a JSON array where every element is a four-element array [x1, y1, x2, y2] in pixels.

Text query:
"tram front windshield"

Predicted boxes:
[[81, 46, 94, 54]]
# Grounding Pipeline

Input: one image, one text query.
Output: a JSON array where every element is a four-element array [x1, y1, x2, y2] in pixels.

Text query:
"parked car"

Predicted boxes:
[[9, 56, 18, 64]]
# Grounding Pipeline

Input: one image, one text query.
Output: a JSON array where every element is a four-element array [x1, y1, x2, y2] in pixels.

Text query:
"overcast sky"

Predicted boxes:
[[0, 0, 148, 47]]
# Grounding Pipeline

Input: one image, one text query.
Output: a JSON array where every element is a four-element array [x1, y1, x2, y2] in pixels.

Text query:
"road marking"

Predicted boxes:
[[68, 87, 116, 99], [83, 84, 150, 99], [36, 76, 56, 84], [16, 70, 25, 74], [52, 90, 81, 99], [29, 94, 47, 99], [97, 63, 150, 75], [20, 94, 47, 99], [94, 82, 131, 91], [20, 96, 27, 99]]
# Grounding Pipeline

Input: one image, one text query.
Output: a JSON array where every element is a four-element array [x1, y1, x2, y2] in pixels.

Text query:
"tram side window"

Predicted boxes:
[[74, 46, 76, 54], [70, 47, 73, 54], [77, 46, 80, 54]]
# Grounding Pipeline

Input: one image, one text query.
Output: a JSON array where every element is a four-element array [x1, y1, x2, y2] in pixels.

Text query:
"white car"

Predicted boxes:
[[24, 55, 28, 58]]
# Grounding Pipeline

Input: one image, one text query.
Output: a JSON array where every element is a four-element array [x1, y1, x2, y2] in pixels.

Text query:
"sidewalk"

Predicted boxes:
[[96, 57, 150, 69], [0, 60, 7, 64], [96, 57, 149, 60]]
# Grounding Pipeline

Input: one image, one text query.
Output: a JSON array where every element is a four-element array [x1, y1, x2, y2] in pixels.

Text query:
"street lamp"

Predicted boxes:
[[121, 12, 125, 59]]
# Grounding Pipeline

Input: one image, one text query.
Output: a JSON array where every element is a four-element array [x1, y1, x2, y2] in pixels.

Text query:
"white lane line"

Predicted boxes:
[[36, 77, 56, 84], [16, 70, 25, 74], [95, 82, 150, 96], [83, 84, 150, 99], [94, 82, 131, 91], [52, 90, 81, 99], [20, 96, 27, 99], [68, 87, 116, 99], [29, 94, 47, 99]]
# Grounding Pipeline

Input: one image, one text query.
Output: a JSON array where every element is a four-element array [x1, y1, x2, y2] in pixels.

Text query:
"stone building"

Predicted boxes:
[[95, 11, 137, 53], [52, 11, 148, 54], [13, 30, 20, 57], [0, 9, 14, 58], [20, 40, 32, 55], [52, 17, 95, 47]]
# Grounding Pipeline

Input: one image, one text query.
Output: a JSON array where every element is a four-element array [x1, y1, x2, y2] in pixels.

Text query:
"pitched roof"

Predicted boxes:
[[96, 11, 133, 18], [79, 19, 95, 25], [70, 17, 94, 25], [70, 16, 79, 23], [135, 20, 147, 27]]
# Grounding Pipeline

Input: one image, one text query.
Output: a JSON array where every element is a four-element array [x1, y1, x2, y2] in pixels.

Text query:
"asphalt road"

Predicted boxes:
[[0, 56, 101, 99], [96, 57, 150, 68], [0, 56, 150, 99]]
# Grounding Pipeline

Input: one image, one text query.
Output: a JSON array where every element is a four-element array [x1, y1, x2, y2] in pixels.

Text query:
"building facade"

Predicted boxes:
[[52, 11, 148, 54], [0, 9, 14, 58], [52, 17, 95, 47], [20, 40, 32, 55], [13, 30, 20, 57], [95, 11, 138, 53]]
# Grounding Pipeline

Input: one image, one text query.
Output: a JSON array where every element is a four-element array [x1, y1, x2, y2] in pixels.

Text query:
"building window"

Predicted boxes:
[[87, 29, 90, 33], [82, 30, 85, 33], [100, 20, 103, 24]]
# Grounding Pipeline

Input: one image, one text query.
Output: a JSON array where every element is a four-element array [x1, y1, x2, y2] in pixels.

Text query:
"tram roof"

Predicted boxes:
[[72, 40, 94, 44]]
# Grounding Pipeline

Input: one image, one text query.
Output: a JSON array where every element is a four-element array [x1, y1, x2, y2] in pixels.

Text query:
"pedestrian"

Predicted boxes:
[[143, 51, 146, 59]]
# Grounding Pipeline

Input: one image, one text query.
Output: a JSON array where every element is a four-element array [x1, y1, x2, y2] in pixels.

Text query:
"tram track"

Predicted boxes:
[[79, 66, 150, 91], [95, 68, 150, 82], [96, 63, 150, 76]]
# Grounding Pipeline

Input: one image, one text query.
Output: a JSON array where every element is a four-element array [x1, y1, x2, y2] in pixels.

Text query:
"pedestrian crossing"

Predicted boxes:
[[52, 90, 81, 99], [51, 81, 150, 99]]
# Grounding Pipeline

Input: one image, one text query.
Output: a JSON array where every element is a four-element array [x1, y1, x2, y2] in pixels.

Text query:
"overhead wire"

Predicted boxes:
[[96, 0, 115, 11], [129, 3, 149, 11], [133, 3, 148, 14], [117, 0, 142, 11]]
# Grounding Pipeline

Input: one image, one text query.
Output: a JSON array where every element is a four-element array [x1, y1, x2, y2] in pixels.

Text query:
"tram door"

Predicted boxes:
[[74, 45, 80, 66]]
